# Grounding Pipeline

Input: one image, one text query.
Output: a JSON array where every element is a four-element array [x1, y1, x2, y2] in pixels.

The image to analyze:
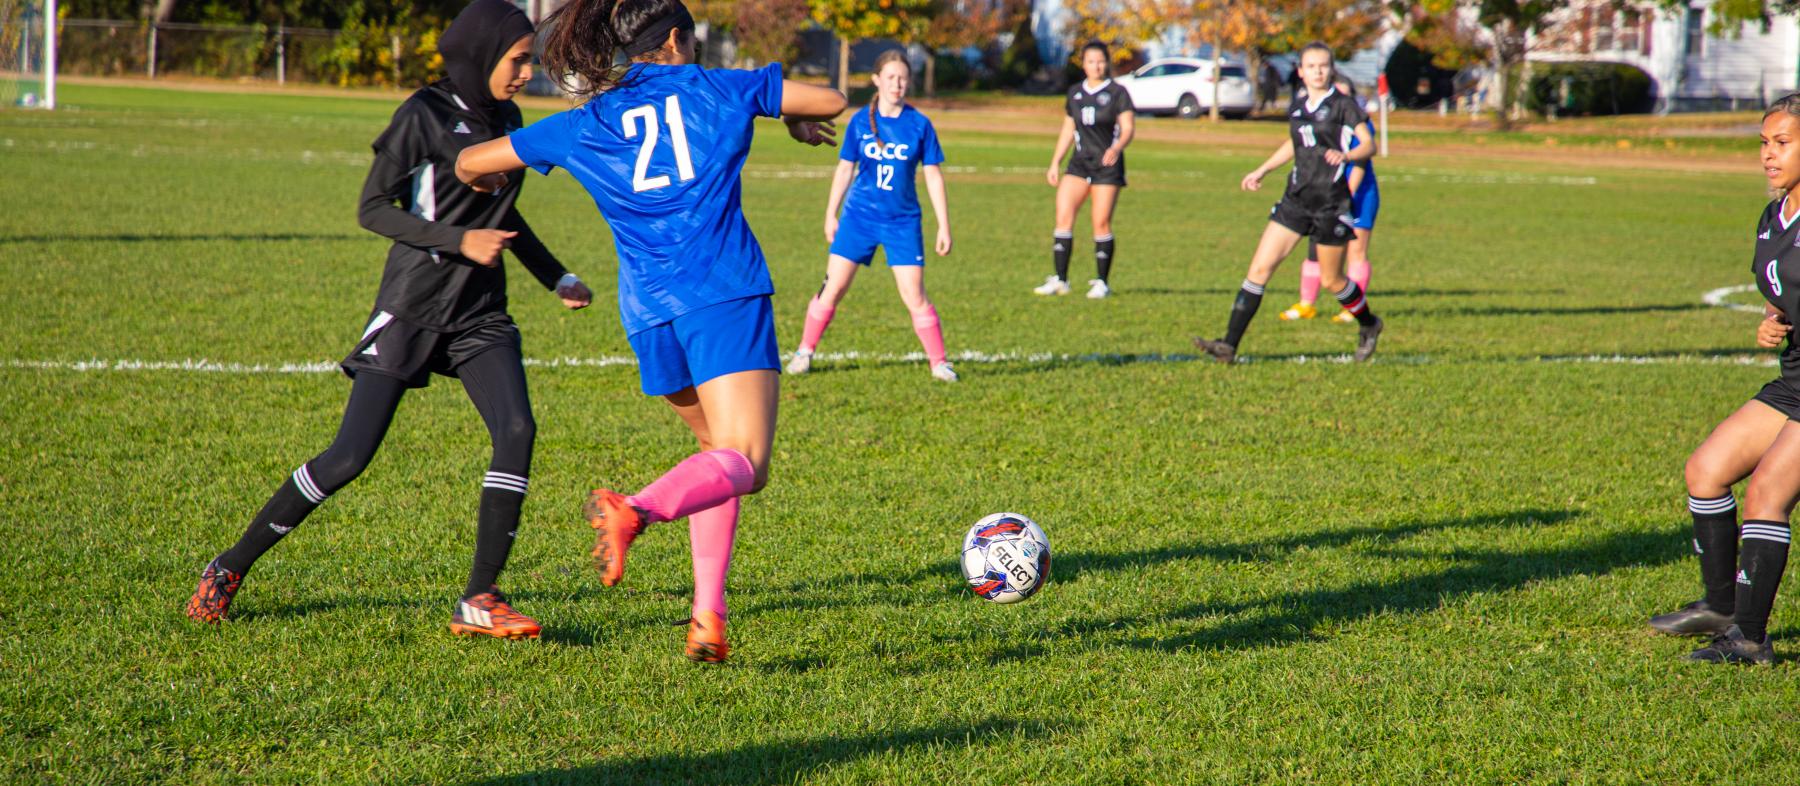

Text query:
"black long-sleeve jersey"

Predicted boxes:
[[358, 81, 568, 332], [1754, 197, 1800, 382], [1065, 80, 1134, 163], [1282, 88, 1369, 209]]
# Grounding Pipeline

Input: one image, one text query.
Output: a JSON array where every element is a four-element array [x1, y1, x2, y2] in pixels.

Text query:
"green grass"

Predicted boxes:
[[4, 84, 1799, 784]]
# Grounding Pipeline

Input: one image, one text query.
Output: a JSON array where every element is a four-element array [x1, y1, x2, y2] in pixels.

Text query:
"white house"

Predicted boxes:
[[1530, 1, 1799, 110]]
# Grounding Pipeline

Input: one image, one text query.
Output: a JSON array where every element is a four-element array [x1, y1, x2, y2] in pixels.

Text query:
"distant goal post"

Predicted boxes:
[[1, 0, 55, 109]]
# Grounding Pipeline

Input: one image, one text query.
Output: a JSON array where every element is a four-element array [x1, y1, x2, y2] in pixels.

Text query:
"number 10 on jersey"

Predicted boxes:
[[623, 95, 697, 193]]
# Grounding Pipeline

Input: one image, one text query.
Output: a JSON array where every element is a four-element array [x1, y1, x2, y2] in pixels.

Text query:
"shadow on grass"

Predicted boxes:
[[464, 717, 1058, 785], [1416, 302, 1708, 317], [975, 515, 1681, 661], [6, 232, 363, 244]]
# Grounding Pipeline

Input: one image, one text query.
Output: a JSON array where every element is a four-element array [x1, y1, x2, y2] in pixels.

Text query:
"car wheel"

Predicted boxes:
[[1177, 95, 1200, 119]]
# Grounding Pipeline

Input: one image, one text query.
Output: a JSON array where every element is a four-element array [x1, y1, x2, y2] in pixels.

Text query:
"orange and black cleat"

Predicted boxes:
[[682, 610, 730, 663], [584, 489, 647, 587], [186, 560, 244, 624], [450, 588, 542, 640]]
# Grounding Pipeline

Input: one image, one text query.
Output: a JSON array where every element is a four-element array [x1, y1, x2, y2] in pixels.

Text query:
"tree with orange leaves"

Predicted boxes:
[[808, 0, 934, 91]]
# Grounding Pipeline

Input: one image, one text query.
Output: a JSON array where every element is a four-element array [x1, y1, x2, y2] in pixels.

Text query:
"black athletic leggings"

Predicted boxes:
[[308, 345, 535, 494]]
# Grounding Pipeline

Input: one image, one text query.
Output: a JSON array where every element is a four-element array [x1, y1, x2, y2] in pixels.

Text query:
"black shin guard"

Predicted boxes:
[[1736, 520, 1791, 643], [467, 483, 525, 597], [1095, 235, 1115, 283], [1224, 280, 1265, 348], [1053, 231, 1073, 282], [1689, 494, 1739, 614], [1333, 281, 1378, 326], [216, 476, 317, 575], [458, 347, 536, 597]]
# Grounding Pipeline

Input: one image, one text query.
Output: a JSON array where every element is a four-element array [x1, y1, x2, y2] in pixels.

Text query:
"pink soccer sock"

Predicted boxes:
[[628, 449, 756, 524], [1348, 260, 1371, 293], [689, 497, 738, 617], [799, 296, 836, 353], [910, 304, 947, 367], [1299, 259, 1321, 304]]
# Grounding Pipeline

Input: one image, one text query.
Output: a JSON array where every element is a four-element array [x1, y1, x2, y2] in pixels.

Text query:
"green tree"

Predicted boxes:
[[808, 0, 934, 90]]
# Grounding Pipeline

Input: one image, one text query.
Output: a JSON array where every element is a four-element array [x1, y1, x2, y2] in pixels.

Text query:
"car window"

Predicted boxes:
[[1165, 64, 1198, 76], [1138, 65, 1167, 78], [1220, 65, 1247, 79]]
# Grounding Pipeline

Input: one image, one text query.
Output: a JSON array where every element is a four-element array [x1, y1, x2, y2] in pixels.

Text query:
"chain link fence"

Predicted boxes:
[[53, 18, 444, 87]]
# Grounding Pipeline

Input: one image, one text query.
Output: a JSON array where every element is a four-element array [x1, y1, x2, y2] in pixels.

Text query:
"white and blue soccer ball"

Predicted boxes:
[[960, 512, 1050, 604]]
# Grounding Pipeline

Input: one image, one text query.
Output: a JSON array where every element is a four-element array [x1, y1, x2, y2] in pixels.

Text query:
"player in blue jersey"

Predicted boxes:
[[454, 0, 846, 663], [786, 50, 956, 382], [1280, 77, 1381, 325]]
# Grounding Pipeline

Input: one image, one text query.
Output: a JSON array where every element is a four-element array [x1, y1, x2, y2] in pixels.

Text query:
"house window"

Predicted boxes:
[[1595, 6, 1615, 50], [1687, 5, 1705, 57], [1617, 9, 1641, 52]]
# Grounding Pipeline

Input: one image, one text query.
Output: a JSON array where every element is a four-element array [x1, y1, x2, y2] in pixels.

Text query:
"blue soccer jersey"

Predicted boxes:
[[1348, 118, 1377, 194], [509, 63, 783, 334], [839, 104, 944, 223]]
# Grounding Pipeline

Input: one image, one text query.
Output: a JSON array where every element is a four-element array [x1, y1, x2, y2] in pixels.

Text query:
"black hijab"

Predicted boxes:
[[438, 0, 536, 125]]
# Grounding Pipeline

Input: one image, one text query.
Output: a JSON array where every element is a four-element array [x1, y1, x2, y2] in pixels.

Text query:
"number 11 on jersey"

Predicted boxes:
[[623, 95, 697, 193]]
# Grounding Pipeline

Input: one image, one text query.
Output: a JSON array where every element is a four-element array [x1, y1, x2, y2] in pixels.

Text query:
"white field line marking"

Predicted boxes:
[[5, 352, 1778, 375], [1703, 284, 1765, 314]]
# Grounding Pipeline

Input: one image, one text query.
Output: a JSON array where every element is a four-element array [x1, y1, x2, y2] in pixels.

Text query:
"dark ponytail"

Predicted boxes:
[[541, 0, 696, 101], [867, 49, 909, 148]]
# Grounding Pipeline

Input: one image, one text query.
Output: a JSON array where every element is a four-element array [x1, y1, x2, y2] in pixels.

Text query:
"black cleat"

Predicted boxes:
[[1353, 315, 1383, 362], [1686, 625, 1774, 666], [1648, 599, 1733, 636], [1191, 337, 1237, 365]]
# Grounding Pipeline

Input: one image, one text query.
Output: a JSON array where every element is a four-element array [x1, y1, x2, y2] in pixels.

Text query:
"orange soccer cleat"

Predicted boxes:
[[450, 588, 542, 640], [683, 610, 730, 663], [186, 560, 244, 624], [585, 489, 646, 587]]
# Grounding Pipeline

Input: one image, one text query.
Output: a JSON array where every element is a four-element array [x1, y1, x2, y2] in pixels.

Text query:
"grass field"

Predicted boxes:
[[5, 82, 1800, 784]]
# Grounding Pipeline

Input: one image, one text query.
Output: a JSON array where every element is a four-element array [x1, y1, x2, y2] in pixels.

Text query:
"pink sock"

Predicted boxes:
[[910, 304, 947, 366], [689, 497, 738, 617], [1299, 259, 1321, 304], [799, 296, 836, 353], [1348, 260, 1371, 293], [628, 449, 756, 523]]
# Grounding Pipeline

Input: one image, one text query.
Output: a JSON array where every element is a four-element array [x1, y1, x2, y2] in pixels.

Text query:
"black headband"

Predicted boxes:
[[622, 6, 695, 58]]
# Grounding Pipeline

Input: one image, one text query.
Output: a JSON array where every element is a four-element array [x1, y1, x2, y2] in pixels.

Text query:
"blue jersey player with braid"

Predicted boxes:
[[456, 0, 847, 663]]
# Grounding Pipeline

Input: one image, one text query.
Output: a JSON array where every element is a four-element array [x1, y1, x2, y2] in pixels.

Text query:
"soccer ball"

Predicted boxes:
[[960, 512, 1050, 604]]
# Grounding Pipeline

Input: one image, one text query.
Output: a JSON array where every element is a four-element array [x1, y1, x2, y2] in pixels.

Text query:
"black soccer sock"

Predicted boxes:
[[216, 474, 320, 575], [1223, 279, 1265, 348], [1095, 234, 1115, 284], [1735, 520, 1790, 643], [1333, 281, 1378, 327], [467, 476, 527, 598], [1052, 231, 1073, 282], [458, 346, 536, 598], [1689, 493, 1739, 613]]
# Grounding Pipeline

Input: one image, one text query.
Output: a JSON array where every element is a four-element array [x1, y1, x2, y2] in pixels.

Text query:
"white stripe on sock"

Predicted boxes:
[[483, 472, 529, 494], [1688, 495, 1737, 513], [484, 480, 529, 494], [292, 465, 326, 504], [1094, 233, 1114, 242], [1741, 525, 1791, 544], [1241, 279, 1265, 296]]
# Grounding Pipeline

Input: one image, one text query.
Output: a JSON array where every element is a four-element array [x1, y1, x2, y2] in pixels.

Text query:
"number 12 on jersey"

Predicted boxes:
[[622, 95, 697, 193]]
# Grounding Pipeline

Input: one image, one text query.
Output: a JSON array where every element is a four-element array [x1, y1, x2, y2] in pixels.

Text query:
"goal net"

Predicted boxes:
[[1, 0, 54, 109]]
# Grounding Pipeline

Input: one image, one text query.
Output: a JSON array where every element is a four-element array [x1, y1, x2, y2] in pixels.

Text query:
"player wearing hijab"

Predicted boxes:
[[1193, 43, 1382, 363], [1646, 95, 1800, 665], [185, 0, 594, 639], [786, 49, 955, 382], [1035, 40, 1134, 299], [456, 0, 846, 663], [1280, 78, 1380, 324]]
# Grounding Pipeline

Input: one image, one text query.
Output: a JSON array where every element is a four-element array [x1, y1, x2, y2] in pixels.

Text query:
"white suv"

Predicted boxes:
[[1117, 58, 1255, 119]]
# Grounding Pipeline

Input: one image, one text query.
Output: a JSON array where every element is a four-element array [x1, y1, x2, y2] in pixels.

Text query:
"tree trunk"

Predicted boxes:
[[837, 36, 850, 94], [1209, 39, 1223, 122], [924, 48, 937, 97]]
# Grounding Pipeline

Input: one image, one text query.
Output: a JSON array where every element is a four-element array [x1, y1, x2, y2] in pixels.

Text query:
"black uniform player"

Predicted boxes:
[[1036, 41, 1136, 299], [1193, 43, 1382, 363], [1648, 95, 1800, 665], [185, 0, 593, 640]]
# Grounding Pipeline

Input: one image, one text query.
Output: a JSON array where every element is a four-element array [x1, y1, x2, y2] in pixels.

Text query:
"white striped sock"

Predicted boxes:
[[1241, 279, 1265, 296], [483, 471, 529, 494], [292, 464, 327, 504], [1742, 523, 1791, 544], [1688, 494, 1737, 514]]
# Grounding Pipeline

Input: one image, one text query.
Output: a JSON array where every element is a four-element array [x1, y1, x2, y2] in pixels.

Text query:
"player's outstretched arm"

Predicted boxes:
[[455, 138, 527, 191], [923, 164, 952, 256], [1242, 139, 1294, 191], [781, 81, 848, 120], [1047, 117, 1075, 186]]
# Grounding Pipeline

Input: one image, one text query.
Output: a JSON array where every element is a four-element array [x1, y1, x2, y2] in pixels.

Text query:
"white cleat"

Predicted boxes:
[[931, 362, 959, 382], [1086, 279, 1112, 299], [785, 350, 813, 374], [1032, 275, 1071, 296]]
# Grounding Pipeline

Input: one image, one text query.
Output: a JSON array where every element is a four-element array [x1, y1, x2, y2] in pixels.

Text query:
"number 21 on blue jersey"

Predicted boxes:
[[623, 95, 697, 193]]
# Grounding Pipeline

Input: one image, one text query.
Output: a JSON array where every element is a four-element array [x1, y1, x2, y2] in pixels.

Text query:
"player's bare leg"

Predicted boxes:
[[1038, 177, 1089, 295], [1194, 221, 1300, 363], [1086, 184, 1120, 298], [1689, 416, 1800, 665]]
